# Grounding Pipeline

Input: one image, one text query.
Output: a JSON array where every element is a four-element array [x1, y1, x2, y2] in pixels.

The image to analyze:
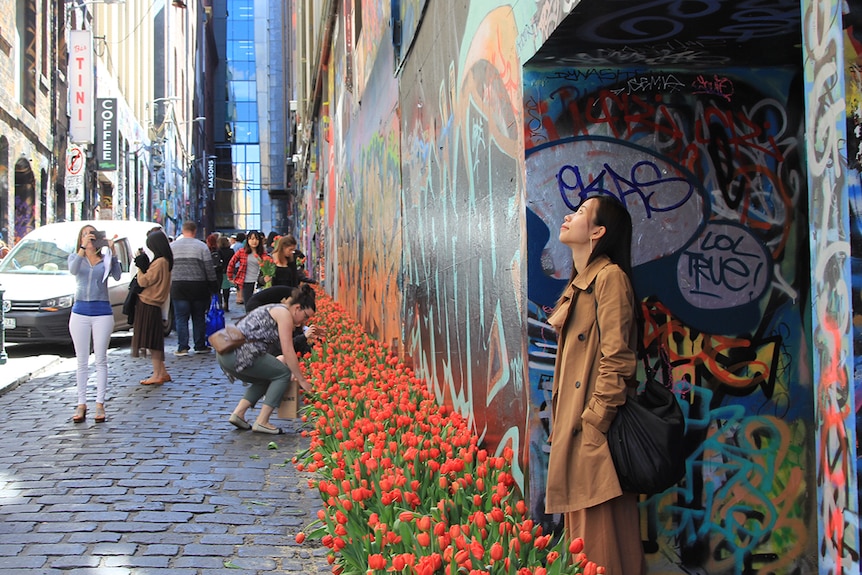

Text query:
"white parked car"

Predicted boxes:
[[0, 220, 169, 344]]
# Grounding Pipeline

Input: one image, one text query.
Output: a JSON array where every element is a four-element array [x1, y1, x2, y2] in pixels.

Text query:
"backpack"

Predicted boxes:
[[211, 250, 224, 275]]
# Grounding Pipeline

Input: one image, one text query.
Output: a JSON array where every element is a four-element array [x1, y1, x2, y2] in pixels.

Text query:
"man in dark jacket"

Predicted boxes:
[[170, 221, 218, 355]]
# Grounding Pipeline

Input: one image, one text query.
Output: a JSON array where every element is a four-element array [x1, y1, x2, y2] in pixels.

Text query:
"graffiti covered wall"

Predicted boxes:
[[311, 0, 860, 571], [524, 65, 816, 573], [399, 4, 528, 483], [336, 29, 403, 348], [803, 1, 861, 573]]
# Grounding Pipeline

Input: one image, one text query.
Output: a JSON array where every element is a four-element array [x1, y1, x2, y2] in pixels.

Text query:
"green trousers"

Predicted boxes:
[[217, 350, 292, 409]]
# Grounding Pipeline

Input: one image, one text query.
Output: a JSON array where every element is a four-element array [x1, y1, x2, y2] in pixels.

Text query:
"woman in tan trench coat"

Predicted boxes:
[[545, 195, 646, 575]]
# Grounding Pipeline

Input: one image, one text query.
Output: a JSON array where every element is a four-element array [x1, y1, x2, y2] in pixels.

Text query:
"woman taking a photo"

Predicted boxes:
[[68, 225, 121, 423], [131, 230, 174, 385], [544, 195, 645, 575], [218, 283, 315, 434], [226, 230, 272, 311]]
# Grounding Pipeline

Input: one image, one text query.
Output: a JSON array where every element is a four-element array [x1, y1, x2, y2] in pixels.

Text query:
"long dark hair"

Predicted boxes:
[[147, 230, 174, 270], [587, 195, 633, 280], [244, 230, 267, 258], [555, 195, 634, 311]]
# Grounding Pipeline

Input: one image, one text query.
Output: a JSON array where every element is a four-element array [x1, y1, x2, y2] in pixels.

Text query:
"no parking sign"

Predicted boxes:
[[65, 145, 85, 203]]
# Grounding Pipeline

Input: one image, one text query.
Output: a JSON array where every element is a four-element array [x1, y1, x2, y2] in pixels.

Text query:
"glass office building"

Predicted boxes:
[[213, 0, 263, 232], [211, 0, 289, 235]]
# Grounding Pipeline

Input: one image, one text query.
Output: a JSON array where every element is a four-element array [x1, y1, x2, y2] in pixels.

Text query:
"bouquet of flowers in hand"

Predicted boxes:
[[260, 260, 276, 288]]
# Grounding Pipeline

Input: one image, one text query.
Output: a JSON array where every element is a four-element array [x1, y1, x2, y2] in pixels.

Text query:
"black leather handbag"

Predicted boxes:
[[607, 346, 686, 495], [122, 276, 144, 324]]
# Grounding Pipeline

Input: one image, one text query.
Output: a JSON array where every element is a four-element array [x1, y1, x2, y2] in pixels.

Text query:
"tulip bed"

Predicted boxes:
[[293, 290, 602, 575]]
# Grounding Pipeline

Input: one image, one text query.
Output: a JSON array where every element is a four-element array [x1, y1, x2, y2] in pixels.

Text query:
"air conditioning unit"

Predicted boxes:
[[289, 100, 298, 111]]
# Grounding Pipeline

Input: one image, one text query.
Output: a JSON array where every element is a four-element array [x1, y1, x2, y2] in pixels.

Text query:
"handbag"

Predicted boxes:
[[207, 325, 246, 354], [205, 294, 225, 338], [607, 345, 686, 495], [122, 275, 144, 324]]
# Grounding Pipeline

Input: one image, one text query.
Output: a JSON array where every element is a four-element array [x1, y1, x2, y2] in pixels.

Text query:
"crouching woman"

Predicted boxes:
[[218, 283, 315, 434]]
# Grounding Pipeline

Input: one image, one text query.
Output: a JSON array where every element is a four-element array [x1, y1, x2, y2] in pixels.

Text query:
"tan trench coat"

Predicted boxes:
[[544, 255, 638, 514]]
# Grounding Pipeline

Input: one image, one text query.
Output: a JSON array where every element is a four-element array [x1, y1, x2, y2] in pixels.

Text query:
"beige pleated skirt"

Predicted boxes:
[[564, 492, 646, 575]]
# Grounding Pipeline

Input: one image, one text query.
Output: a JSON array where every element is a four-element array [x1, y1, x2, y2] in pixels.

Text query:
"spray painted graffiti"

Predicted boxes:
[[337, 126, 402, 345], [575, 1, 801, 46], [692, 74, 735, 102], [401, 6, 528, 488], [525, 63, 812, 572], [679, 222, 772, 309], [801, 1, 861, 573]]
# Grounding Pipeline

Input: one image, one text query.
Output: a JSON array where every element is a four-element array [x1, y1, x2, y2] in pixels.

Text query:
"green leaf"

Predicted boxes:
[[268, 441, 278, 450], [249, 454, 260, 459], [223, 559, 241, 569]]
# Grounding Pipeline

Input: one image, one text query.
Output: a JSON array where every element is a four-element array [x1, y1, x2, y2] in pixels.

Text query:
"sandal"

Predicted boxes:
[[73, 405, 87, 423], [140, 374, 172, 385], [94, 404, 106, 423]]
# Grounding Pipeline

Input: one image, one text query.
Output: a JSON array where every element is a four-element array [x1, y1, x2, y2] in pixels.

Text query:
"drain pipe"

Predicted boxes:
[[0, 286, 7, 364]]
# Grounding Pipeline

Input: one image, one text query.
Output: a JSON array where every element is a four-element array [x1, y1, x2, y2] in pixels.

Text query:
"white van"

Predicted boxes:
[[0, 220, 166, 344]]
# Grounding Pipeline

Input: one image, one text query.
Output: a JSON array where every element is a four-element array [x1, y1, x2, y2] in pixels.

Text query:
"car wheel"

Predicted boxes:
[[163, 302, 174, 336]]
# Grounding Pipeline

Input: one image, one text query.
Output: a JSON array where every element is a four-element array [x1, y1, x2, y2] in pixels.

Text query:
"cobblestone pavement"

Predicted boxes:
[[0, 315, 331, 574]]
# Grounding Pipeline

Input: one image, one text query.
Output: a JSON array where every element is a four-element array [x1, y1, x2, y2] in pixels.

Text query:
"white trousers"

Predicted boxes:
[[68, 313, 114, 404]]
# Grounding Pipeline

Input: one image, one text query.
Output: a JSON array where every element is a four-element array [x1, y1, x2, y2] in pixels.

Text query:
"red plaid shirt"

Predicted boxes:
[[227, 249, 273, 286]]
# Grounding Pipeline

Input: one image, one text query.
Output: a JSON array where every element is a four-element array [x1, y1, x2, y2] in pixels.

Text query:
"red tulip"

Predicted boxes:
[[469, 538, 483, 559], [490, 542, 504, 561], [399, 511, 414, 523], [569, 537, 585, 554], [367, 554, 386, 570]]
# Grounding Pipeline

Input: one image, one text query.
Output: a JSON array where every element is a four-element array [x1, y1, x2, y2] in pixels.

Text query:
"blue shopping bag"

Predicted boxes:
[[205, 294, 225, 339]]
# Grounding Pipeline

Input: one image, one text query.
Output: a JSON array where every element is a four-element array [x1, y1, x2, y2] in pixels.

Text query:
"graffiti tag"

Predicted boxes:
[[679, 222, 771, 309]]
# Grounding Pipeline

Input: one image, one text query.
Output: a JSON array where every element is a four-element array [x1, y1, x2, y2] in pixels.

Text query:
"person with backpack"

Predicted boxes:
[[544, 195, 646, 575], [207, 232, 225, 289], [217, 235, 235, 312]]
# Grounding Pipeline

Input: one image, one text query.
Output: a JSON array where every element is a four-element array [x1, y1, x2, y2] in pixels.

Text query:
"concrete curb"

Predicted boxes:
[[0, 355, 66, 397]]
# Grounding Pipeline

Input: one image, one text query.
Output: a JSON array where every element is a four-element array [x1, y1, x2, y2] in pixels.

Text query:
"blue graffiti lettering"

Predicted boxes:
[[557, 160, 695, 216]]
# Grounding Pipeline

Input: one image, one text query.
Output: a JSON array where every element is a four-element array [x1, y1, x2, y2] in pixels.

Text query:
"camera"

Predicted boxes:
[[92, 230, 109, 250]]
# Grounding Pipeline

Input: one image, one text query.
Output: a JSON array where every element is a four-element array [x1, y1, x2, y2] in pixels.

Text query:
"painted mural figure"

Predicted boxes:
[[544, 196, 646, 575], [14, 194, 34, 242]]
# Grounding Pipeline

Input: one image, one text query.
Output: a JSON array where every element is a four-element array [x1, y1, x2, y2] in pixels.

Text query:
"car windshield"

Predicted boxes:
[[0, 238, 73, 274]]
